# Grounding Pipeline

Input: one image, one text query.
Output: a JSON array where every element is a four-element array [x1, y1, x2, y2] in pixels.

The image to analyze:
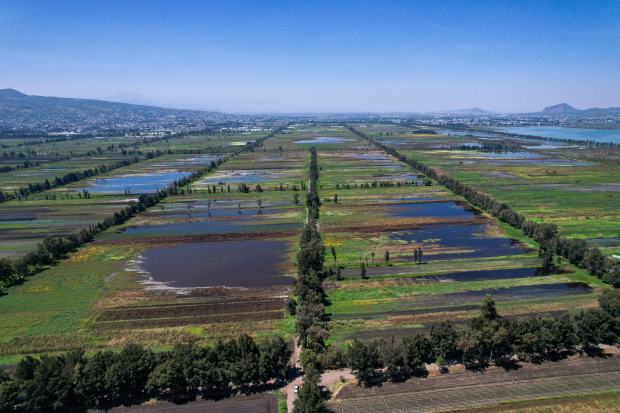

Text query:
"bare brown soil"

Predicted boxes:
[[94, 218, 491, 246], [322, 216, 492, 234], [91, 309, 284, 330], [98, 299, 285, 321], [333, 351, 620, 402], [94, 230, 300, 245]]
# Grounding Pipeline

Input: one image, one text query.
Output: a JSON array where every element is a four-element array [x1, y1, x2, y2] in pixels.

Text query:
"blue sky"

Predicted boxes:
[[1, 0, 619, 113]]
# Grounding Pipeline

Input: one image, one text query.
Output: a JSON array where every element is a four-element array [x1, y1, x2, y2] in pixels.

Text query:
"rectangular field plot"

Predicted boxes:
[[329, 372, 620, 413]]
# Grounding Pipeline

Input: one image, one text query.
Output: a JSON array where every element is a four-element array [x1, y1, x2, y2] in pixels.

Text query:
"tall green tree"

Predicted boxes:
[[292, 366, 325, 413], [480, 294, 499, 320]]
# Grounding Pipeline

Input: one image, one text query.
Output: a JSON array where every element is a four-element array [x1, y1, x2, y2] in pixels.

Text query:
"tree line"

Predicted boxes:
[[0, 336, 291, 412], [345, 125, 620, 285], [291, 147, 328, 350], [291, 146, 333, 413]]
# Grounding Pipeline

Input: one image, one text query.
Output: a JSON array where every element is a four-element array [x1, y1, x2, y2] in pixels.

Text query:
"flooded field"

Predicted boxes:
[[78, 171, 188, 193], [390, 224, 529, 260], [381, 201, 480, 219], [294, 136, 357, 144], [198, 168, 302, 185], [138, 240, 293, 288]]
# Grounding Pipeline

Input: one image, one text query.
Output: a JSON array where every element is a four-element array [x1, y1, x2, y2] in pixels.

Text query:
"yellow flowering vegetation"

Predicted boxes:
[[68, 245, 142, 262]]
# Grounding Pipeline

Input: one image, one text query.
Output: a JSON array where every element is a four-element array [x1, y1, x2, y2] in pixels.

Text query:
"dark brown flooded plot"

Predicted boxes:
[[140, 240, 293, 288]]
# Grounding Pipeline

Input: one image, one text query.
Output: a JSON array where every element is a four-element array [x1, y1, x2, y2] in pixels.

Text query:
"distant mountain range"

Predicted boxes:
[[0, 89, 235, 133], [541, 103, 620, 116], [0, 88, 180, 113]]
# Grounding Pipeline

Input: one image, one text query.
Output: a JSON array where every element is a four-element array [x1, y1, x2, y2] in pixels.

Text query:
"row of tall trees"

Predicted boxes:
[[314, 291, 620, 385], [292, 147, 330, 413], [345, 125, 620, 285], [0, 337, 291, 412]]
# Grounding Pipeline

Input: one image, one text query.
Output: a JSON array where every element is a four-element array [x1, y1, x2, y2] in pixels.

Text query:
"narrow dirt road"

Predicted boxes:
[[285, 367, 356, 411]]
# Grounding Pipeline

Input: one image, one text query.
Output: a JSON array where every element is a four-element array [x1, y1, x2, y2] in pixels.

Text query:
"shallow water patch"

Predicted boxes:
[[78, 171, 188, 193], [382, 201, 480, 219], [139, 240, 293, 288], [293, 137, 357, 144], [389, 224, 530, 260], [199, 169, 299, 185]]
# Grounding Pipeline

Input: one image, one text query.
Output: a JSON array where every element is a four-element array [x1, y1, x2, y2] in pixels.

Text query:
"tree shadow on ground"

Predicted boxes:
[[496, 358, 522, 372], [584, 346, 613, 359]]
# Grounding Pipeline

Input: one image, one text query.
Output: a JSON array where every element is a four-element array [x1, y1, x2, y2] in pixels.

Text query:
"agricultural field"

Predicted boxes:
[[0, 129, 278, 259], [350, 124, 620, 243], [306, 130, 602, 346], [329, 352, 620, 413], [0, 123, 615, 413], [0, 127, 311, 361]]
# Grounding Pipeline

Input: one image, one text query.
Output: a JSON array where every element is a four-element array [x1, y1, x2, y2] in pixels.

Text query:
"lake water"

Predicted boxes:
[[493, 127, 620, 145]]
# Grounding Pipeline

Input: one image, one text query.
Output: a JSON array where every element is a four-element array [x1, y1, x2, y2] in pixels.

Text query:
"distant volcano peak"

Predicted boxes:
[[0, 88, 28, 98], [541, 103, 578, 114]]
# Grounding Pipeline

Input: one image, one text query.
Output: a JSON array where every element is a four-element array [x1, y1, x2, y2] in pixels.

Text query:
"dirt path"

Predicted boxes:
[[285, 367, 356, 412], [285, 337, 302, 412]]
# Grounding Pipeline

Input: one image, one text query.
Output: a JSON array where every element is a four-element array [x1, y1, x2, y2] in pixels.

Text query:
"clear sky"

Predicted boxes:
[[1, 0, 619, 113]]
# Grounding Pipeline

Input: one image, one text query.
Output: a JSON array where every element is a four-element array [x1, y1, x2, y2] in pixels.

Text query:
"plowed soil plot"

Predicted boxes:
[[98, 299, 286, 321], [93, 299, 285, 330], [139, 240, 293, 288], [330, 354, 620, 413], [102, 220, 301, 238]]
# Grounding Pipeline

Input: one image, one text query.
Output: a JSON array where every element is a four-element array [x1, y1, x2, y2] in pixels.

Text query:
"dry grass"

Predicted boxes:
[[457, 391, 620, 413]]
